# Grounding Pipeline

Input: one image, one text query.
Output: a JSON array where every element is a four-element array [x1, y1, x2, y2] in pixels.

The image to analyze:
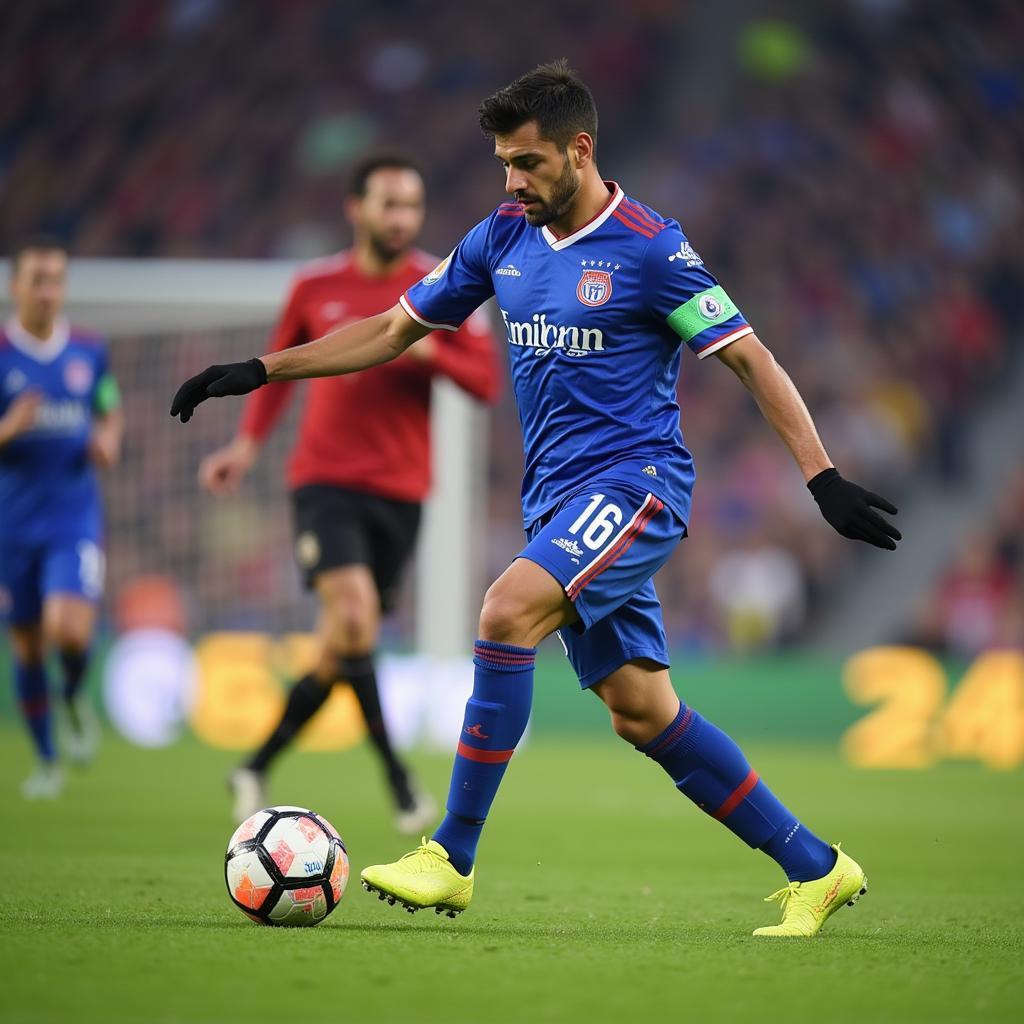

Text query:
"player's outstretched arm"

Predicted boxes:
[[170, 304, 429, 423], [715, 332, 901, 551]]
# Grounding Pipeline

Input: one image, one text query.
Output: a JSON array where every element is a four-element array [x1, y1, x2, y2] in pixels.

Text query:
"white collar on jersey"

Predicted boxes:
[[5, 316, 70, 363], [541, 182, 625, 251]]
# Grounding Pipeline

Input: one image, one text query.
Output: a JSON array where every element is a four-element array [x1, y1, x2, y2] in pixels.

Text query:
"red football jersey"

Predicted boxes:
[[238, 250, 501, 502]]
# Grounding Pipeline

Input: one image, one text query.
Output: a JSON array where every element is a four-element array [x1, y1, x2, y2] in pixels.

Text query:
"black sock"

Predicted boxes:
[[246, 674, 330, 773], [341, 655, 413, 807], [60, 648, 90, 704]]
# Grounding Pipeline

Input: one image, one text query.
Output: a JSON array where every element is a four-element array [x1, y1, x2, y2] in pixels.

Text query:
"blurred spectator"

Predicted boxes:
[[913, 469, 1024, 655]]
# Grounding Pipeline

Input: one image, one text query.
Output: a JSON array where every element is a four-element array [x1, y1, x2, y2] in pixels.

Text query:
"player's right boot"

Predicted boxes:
[[753, 844, 868, 937], [228, 768, 267, 823], [361, 838, 473, 917], [21, 761, 63, 800]]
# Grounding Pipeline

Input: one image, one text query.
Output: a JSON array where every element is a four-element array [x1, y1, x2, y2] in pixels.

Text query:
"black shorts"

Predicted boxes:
[[290, 484, 421, 612]]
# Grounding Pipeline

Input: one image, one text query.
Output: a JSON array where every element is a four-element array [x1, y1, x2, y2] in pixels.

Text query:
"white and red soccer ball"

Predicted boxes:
[[225, 806, 349, 926]]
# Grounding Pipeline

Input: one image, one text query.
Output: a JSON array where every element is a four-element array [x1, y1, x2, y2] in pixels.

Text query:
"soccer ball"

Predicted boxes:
[[224, 805, 349, 926]]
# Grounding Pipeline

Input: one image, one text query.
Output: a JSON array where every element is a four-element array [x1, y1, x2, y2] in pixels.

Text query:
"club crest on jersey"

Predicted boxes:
[[63, 358, 93, 395], [422, 254, 451, 286], [576, 269, 612, 307]]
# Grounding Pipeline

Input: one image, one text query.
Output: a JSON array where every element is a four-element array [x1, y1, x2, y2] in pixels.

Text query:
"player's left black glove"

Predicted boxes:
[[170, 358, 268, 423], [808, 468, 902, 551]]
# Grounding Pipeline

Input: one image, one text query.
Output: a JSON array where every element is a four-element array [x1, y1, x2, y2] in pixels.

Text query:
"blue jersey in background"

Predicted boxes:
[[0, 317, 117, 620]]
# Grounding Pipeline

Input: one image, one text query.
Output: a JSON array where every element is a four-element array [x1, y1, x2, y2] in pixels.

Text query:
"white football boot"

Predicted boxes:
[[21, 761, 63, 800], [395, 788, 439, 836], [228, 768, 267, 823]]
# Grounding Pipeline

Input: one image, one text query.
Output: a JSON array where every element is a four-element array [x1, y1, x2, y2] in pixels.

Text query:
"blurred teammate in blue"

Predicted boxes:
[[0, 239, 123, 798], [172, 61, 901, 937]]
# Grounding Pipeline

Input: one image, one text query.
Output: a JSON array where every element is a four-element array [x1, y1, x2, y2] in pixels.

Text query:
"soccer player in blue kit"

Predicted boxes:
[[1, 239, 123, 798], [171, 62, 901, 936]]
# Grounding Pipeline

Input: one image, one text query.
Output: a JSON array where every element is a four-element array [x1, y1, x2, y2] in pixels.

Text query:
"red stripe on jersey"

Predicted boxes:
[[566, 496, 663, 598], [621, 199, 663, 232], [497, 209, 525, 217], [612, 209, 656, 238], [456, 742, 515, 764], [692, 324, 752, 353], [401, 293, 459, 331]]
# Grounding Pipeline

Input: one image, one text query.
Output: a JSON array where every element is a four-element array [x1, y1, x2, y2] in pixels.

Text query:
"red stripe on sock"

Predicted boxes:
[[474, 648, 535, 665], [457, 742, 515, 764], [20, 696, 50, 718], [713, 769, 760, 820], [647, 705, 694, 757]]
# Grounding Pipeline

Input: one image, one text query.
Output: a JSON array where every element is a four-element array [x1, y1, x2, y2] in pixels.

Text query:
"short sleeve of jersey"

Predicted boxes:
[[641, 226, 753, 359], [400, 217, 495, 332]]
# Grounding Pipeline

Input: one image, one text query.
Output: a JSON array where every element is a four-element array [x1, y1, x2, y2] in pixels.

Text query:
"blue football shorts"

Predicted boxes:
[[0, 535, 106, 624], [518, 477, 685, 689]]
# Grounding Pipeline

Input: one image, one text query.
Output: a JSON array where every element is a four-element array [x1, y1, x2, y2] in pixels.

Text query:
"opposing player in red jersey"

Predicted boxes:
[[198, 155, 500, 830]]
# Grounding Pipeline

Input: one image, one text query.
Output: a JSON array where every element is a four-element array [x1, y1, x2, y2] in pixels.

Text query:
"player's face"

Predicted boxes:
[[11, 249, 67, 327], [351, 168, 426, 262], [494, 122, 581, 228]]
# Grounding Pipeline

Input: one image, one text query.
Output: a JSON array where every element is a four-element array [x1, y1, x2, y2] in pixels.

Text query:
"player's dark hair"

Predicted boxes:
[[11, 234, 67, 272], [349, 154, 423, 197], [478, 59, 598, 149]]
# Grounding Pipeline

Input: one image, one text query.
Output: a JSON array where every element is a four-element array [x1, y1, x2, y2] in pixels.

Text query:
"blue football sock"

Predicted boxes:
[[433, 640, 535, 876], [14, 660, 55, 762], [638, 702, 835, 882], [59, 647, 90, 703]]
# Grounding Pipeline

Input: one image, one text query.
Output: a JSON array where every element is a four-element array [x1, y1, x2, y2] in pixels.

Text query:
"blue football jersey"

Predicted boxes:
[[0, 317, 113, 541], [401, 183, 753, 529]]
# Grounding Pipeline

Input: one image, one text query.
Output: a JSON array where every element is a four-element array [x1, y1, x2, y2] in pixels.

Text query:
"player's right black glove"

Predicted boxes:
[[808, 468, 902, 551], [170, 358, 268, 423]]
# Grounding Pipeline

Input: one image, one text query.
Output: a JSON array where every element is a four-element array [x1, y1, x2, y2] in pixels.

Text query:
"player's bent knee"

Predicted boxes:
[[607, 707, 655, 745], [477, 586, 529, 644], [48, 625, 91, 656], [321, 601, 378, 657]]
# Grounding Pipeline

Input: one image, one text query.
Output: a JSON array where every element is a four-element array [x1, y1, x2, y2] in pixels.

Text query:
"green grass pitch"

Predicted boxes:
[[1, 731, 1021, 1024]]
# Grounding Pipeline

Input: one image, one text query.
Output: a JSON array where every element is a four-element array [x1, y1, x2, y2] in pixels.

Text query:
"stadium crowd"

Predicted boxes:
[[2, 0, 1021, 651]]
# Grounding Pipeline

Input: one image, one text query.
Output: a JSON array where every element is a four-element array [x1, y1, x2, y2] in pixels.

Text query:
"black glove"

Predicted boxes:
[[170, 358, 268, 423], [808, 468, 902, 550]]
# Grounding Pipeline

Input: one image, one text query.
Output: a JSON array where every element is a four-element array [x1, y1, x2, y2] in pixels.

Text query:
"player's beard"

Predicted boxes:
[[520, 154, 580, 228], [367, 230, 410, 266]]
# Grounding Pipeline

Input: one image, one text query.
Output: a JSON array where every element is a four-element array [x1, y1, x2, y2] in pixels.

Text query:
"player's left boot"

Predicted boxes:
[[361, 838, 473, 916], [753, 844, 867, 937], [61, 698, 100, 765], [20, 761, 63, 800]]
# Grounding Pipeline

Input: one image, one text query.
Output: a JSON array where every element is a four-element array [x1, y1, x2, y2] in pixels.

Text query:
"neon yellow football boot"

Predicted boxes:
[[753, 844, 867, 937], [361, 838, 474, 917]]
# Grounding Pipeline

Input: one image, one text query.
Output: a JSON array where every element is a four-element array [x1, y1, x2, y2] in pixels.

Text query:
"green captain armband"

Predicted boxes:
[[666, 285, 740, 342], [94, 373, 121, 415]]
